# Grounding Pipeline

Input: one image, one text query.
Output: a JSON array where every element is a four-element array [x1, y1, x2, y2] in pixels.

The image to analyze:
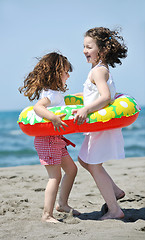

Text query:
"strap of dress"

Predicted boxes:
[[90, 61, 111, 82], [89, 61, 110, 81], [95, 60, 109, 71], [97, 64, 109, 71]]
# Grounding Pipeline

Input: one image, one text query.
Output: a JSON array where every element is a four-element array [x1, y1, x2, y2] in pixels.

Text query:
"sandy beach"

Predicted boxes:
[[0, 157, 145, 240]]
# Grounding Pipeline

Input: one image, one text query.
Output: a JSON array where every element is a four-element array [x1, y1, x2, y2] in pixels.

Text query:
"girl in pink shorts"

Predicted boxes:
[[19, 52, 80, 223]]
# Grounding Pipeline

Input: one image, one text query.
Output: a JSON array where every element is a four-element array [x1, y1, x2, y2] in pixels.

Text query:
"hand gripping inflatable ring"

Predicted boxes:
[[18, 93, 141, 136]]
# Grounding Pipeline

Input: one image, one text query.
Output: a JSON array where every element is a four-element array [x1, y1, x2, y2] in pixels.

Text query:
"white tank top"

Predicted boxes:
[[83, 62, 116, 106]]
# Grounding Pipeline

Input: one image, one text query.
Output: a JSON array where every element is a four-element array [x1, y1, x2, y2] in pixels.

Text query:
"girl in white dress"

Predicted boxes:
[[19, 52, 80, 223], [73, 27, 128, 220]]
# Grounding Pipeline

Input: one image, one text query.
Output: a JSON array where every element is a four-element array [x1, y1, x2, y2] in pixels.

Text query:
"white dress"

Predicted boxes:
[[78, 63, 125, 164]]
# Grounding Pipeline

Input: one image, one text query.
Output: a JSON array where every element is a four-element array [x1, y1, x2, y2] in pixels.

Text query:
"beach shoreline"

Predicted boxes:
[[0, 157, 145, 240]]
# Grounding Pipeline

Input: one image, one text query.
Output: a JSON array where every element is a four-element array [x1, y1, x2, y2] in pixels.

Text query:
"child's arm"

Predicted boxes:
[[73, 67, 111, 125], [33, 97, 68, 131]]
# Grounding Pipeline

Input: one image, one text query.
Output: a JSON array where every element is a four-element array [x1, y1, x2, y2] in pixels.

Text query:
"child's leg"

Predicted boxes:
[[78, 157, 125, 199], [87, 163, 124, 220], [103, 167, 125, 199], [100, 168, 125, 215], [42, 164, 61, 223], [56, 154, 80, 215]]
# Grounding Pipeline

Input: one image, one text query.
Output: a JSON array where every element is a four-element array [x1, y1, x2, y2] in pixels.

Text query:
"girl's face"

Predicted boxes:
[[83, 36, 99, 67], [61, 69, 70, 87]]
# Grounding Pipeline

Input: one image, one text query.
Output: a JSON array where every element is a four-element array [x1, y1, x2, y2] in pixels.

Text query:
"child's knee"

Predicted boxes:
[[74, 164, 78, 176], [50, 172, 62, 185], [78, 157, 89, 170], [69, 164, 78, 178], [71, 164, 78, 177], [88, 163, 103, 175], [56, 172, 62, 183]]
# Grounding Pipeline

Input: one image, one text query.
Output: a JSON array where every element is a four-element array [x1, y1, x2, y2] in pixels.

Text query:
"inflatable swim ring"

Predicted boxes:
[[18, 93, 140, 136]]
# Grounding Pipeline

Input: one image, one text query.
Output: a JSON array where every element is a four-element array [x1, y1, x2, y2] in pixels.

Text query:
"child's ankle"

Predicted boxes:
[[42, 211, 53, 219], [42, 212, 59, 223]]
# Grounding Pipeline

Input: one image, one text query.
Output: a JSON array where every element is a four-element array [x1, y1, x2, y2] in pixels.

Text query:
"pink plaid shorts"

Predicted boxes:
[[34, 136, 69, 165]]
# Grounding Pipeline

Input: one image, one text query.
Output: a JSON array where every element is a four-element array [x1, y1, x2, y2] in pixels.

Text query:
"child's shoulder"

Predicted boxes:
[[41, 89, 58, 98], [91, 65, 109, 79]]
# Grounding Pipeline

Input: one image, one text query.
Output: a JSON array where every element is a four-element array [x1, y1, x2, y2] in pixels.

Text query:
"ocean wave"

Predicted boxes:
[[9, 130, 23, 136], [125, 145, 145, 151], [0, 155, 39, 168], [0, 149, 37, 157], [123, 124, 143, 131]]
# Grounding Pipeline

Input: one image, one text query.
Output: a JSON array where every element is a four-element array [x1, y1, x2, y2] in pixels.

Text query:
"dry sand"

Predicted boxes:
[[0, 157, 145, 240]]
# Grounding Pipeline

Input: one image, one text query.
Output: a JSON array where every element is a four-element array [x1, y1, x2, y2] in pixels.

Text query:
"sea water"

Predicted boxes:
[[0, 107, 145, 167]]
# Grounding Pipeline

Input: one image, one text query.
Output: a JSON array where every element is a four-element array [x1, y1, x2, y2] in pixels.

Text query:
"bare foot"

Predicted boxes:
[[116, 191, 125, 200], [101, 191, 125, 214], [41, 213, 59, 223], [100, 209, 124, 220], [56, 204, 81, 216]]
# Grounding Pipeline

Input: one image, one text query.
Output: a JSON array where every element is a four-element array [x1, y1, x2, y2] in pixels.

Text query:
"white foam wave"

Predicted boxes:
[[9, 130, 22, 136]]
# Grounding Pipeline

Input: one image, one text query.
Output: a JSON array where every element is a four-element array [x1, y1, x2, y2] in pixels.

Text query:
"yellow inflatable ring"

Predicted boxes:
[[18, 93, 140, 136]]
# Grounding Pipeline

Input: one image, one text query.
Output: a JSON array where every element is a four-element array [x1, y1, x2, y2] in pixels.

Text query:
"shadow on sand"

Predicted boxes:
[[77, 207, 145, 223]]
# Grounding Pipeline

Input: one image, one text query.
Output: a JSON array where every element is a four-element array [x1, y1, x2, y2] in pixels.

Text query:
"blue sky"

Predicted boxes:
[[0, 0, 145, 110]]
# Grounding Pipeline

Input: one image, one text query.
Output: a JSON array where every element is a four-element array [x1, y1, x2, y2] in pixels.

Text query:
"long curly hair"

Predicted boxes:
[[85, 27, 128, 67], [19, 52, 73, 101]]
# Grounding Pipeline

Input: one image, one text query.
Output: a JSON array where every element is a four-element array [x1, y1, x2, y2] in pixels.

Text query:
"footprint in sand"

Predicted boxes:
[[34, 188, 45, 192]]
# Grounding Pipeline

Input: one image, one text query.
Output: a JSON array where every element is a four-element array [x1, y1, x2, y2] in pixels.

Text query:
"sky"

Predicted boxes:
[[0, 0, 145, 111]]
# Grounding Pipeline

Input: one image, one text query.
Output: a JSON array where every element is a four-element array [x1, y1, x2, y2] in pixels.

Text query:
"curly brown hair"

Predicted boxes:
[[19, 52, 73, 101], [85, 27, 128, 67]]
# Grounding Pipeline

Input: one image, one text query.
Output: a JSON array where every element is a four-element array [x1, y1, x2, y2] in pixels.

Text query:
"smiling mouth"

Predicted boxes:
[[86, 55, 91, 61]]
